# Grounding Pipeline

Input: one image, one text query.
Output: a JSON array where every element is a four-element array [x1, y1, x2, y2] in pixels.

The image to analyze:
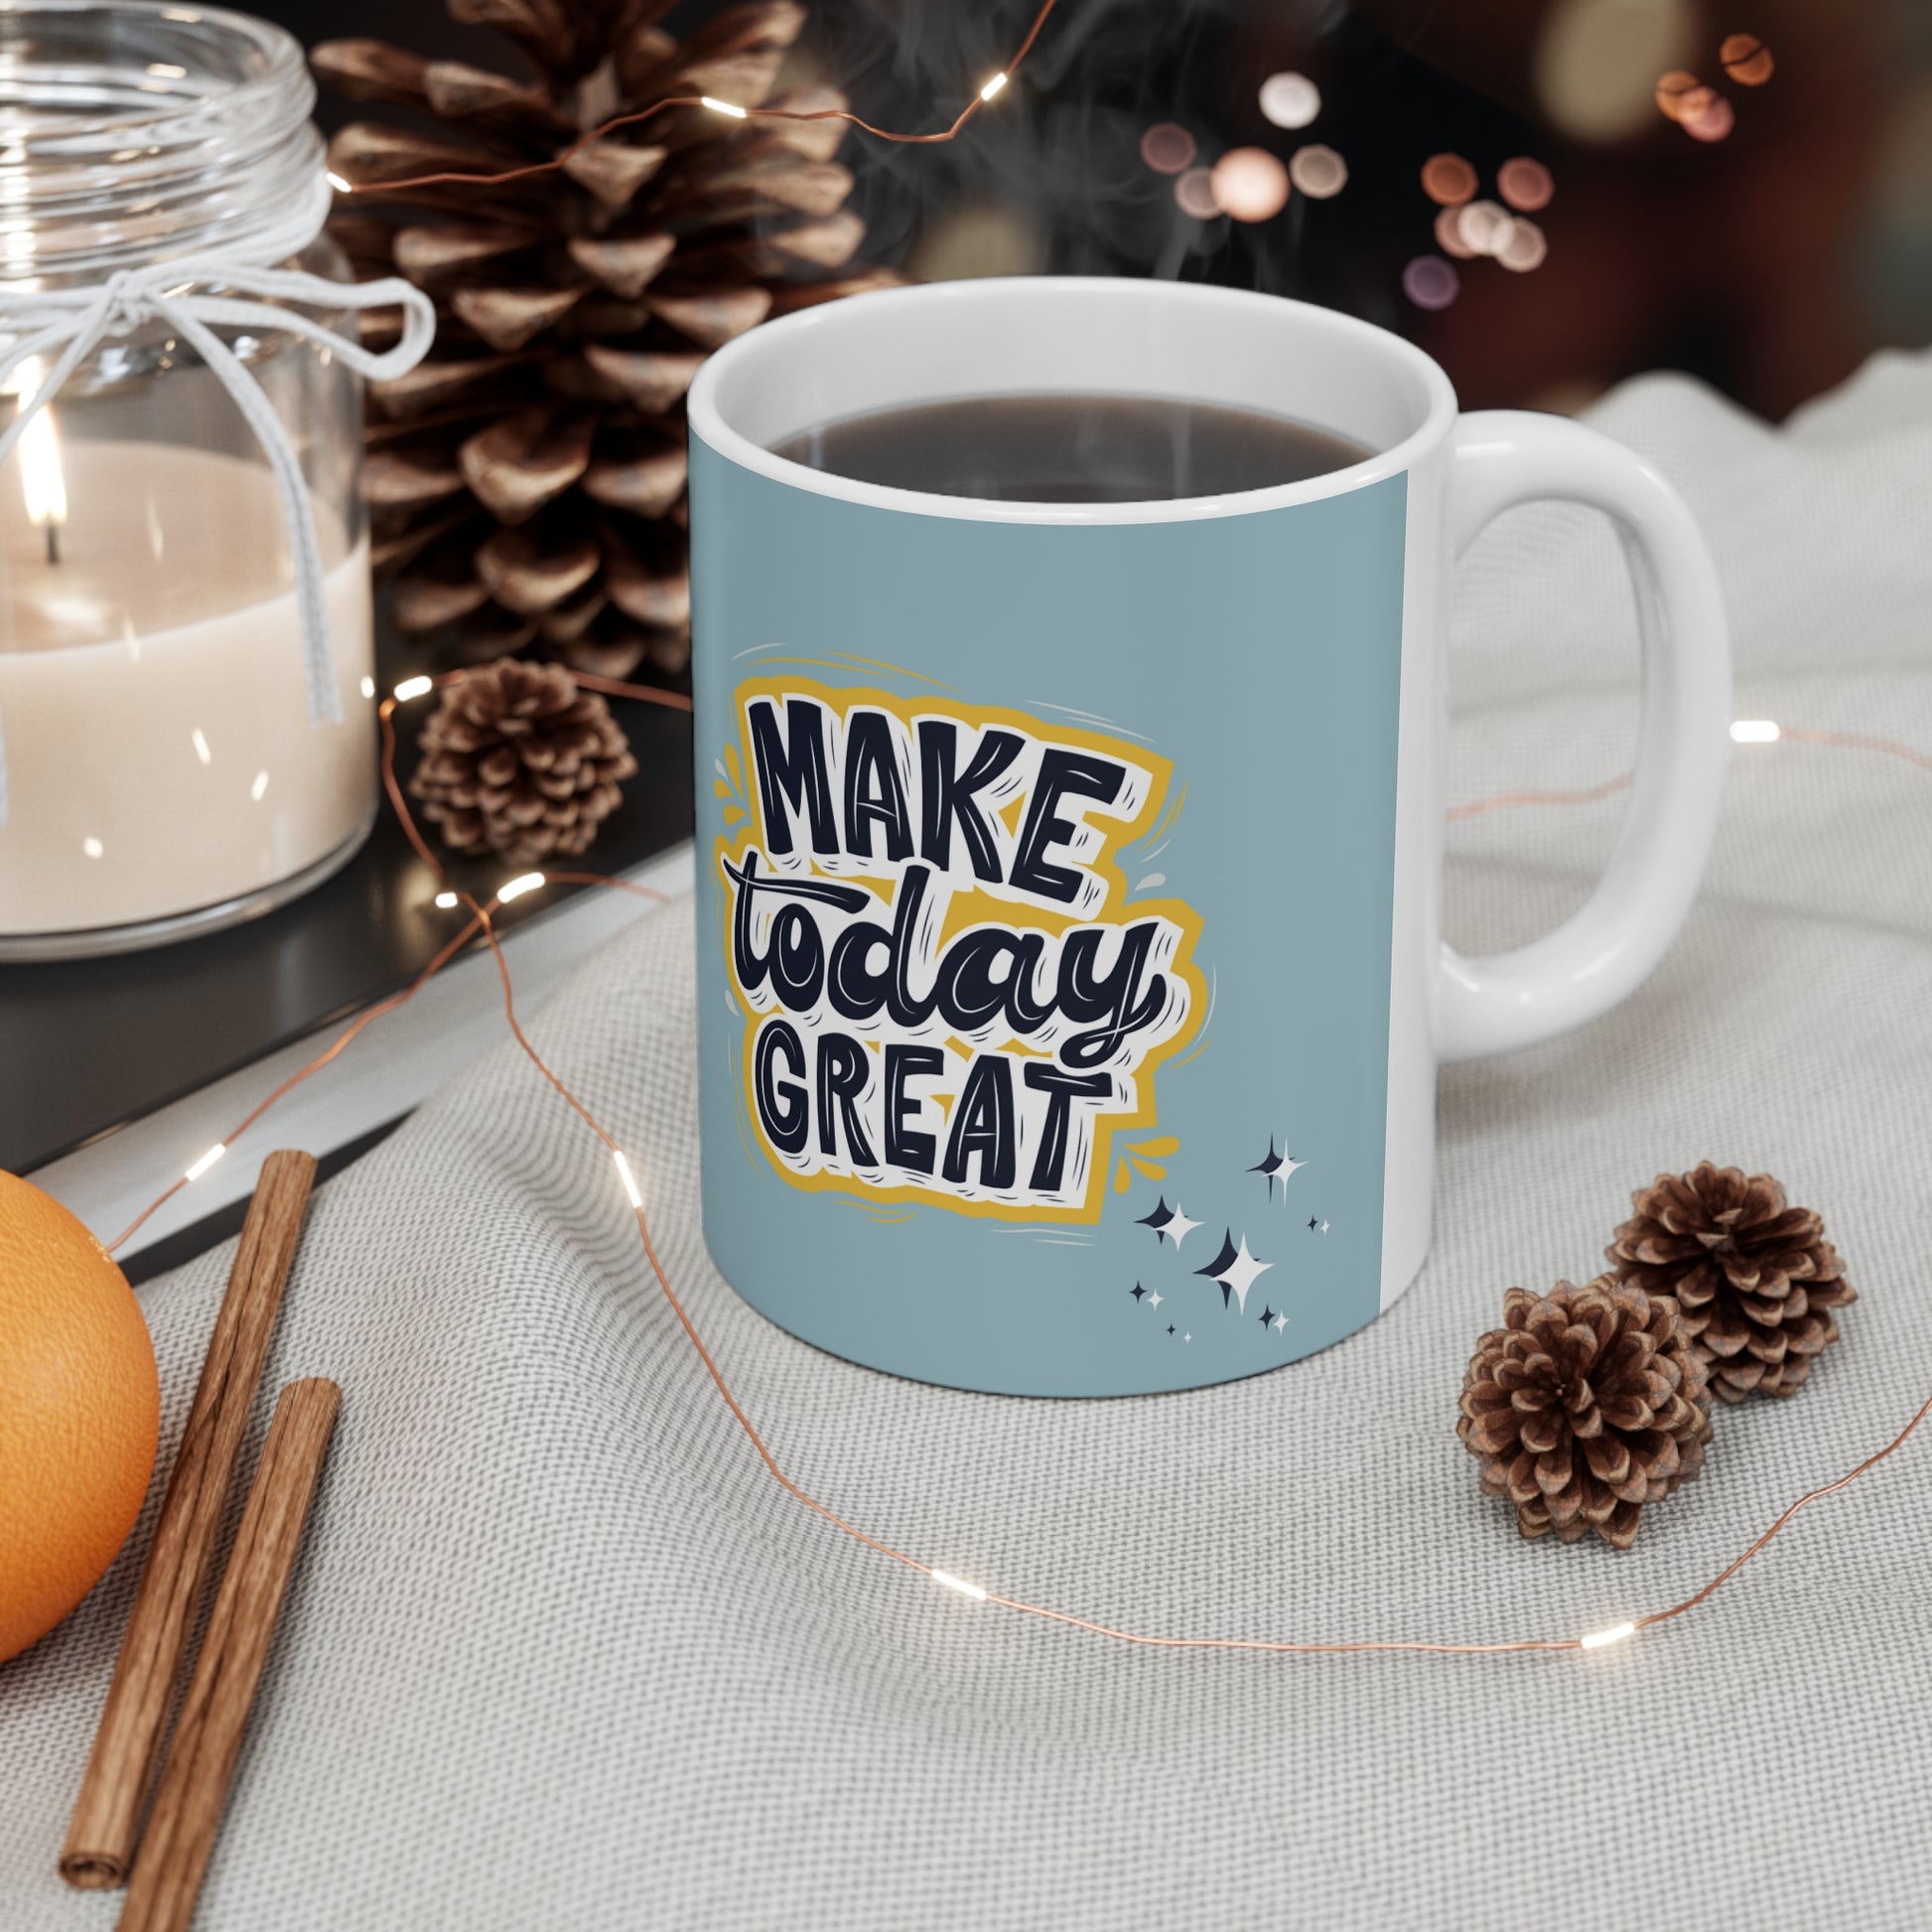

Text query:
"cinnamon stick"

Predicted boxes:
[[62, 1150, 318, 1889], [117, 1380, 342, 1932]]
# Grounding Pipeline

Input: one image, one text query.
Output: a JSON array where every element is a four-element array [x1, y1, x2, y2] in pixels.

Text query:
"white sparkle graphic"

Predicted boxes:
[[1199, 1231, 1274, 1315]]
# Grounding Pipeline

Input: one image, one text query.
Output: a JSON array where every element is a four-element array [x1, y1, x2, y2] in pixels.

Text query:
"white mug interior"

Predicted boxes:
[[688, 277, 1459, 523]]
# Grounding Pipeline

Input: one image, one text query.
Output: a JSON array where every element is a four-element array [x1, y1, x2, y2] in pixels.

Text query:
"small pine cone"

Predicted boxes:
[[409, 660, 637, 867], [1606, 1163, 1857, 1403], [1458, 1278, 1714, 1549]]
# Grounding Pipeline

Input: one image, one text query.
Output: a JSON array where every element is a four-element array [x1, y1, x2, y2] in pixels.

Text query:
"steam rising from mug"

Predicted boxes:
[[822, 0, 1319, 282]]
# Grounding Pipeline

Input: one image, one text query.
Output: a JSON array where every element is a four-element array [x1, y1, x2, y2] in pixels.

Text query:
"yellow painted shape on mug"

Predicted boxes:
[[716, 674, 1207, 1225]]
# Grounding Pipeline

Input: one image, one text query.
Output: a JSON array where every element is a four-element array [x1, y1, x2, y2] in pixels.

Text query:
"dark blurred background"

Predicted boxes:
[[279, 0, 1932, 422]]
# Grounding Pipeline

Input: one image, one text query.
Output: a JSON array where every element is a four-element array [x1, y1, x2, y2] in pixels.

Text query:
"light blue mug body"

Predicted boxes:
[[685, 279, 1730, 1395]]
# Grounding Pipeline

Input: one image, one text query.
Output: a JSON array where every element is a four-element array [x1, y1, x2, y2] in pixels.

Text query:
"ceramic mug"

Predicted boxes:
[[685, 278, 1729, 1396]]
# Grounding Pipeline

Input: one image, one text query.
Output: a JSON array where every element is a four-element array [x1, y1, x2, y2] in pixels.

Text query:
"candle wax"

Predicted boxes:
[[0, 441, 375, 937]]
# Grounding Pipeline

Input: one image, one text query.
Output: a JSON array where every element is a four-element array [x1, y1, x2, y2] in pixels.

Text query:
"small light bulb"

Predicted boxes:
[[434, 890, 459, 909], [185, 1143, 227, 1182], [497, 871, 546, 903], [326, 170, 352, 194], [250, 769, 269, 802], [1579, 1621, 1636, 1651], [615, 1150, 644, 1209], [359, 675, 376, 700], [701, 95, 748, 118], [1730, 719, 1780, 744], [192, 727, 211, 765], [980, 71, 1009, 101], [930, 1570, 988, 1602], [393, 674, 434, 702]]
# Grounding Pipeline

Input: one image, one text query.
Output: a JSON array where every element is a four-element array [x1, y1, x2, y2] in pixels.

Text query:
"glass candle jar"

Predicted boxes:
[[0, 1, 379, 958]]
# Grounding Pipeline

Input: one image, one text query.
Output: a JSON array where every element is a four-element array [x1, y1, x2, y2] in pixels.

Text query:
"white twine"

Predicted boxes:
[[0, 176, 436, 825]]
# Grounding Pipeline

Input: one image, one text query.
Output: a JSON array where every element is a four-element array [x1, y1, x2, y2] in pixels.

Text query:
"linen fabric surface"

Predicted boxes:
[[4, 351, 1930, 1931]]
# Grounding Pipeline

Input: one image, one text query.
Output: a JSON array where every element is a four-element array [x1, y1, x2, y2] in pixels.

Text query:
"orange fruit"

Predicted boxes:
[[0, 1172, 159, 1664]]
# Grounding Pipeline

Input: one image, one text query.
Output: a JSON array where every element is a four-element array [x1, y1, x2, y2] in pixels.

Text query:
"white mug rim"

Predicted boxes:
[[687, 276, 1459, 527]]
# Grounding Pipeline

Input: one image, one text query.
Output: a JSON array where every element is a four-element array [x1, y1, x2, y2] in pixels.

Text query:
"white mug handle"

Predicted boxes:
[[1437, 410, 1732, 1062]]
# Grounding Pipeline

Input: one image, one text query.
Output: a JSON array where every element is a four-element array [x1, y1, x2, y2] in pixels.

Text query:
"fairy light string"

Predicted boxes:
[[102, 665, 699, 1252], [97, 664, 1932, 1663], [1448, 722, 1932, 826], [338, 0, 1062, 198], [129, 7, 1909, 1659]]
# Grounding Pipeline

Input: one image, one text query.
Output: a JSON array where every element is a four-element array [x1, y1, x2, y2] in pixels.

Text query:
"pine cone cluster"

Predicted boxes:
[[316, 0, 894, 682], [1606, 1163, 1857, 1403], [1458, 1278, 1714, 1549], [409, 660, 636, 864]]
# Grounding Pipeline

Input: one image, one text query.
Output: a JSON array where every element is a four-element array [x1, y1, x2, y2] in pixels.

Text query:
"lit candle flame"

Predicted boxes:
[[11, 357, 67, 564]]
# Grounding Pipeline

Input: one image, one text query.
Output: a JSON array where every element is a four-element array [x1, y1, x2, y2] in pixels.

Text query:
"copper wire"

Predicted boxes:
[[352, 0, 1061, 196], [1448, 772, 1632, 821], [1445, 728, 1932, 823], [102, 910, 485, 1254], [1636, 1383, 1932, 1632], [1780, 726, 1932, 776], [109, 684, 1932, 1660], [102, 674, 687, 1252]]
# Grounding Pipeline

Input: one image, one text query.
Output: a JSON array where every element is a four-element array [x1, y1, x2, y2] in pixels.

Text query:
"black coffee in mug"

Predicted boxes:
[[769, 392, 1371, 503]]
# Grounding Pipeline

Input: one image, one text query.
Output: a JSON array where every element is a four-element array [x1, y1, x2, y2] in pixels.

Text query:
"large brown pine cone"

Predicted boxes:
[[1458, 1278, 1714, 1549], [315, 0, 895, 682], [409, 659, 637, 865], [1606, 1163, 1857, 1403]]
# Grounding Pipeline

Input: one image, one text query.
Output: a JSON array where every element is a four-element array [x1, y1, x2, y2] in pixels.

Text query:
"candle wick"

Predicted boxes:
[[44, 520, 60, 566]]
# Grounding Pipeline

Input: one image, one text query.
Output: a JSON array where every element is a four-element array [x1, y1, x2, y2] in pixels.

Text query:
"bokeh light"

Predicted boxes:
[[1455, 199, 1515, 257], [1496, 158, 1555, 212], [1402, 255, 1460, 311], [1173, 167, 1220, 218], [1655, 69, 1702, 121], [1721, 33, 1774, 85], [1673, 82, 1718, 125], [1536, 0, 1696, 143], [1140, 122, 1197, 175], [1497, 218, 1549, 273], [1434, 205, 1476, 259], [1288, 144, 1348, 199], [1682, 90, 1735, 142], [1259, 71, 1321, 130], [1421, 153, 1478, 207], [1210, 146, 1291, 221]]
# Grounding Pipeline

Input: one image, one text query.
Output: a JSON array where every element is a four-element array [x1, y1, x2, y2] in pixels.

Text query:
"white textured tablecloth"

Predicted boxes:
[[5, 352, 1931, 1931]]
